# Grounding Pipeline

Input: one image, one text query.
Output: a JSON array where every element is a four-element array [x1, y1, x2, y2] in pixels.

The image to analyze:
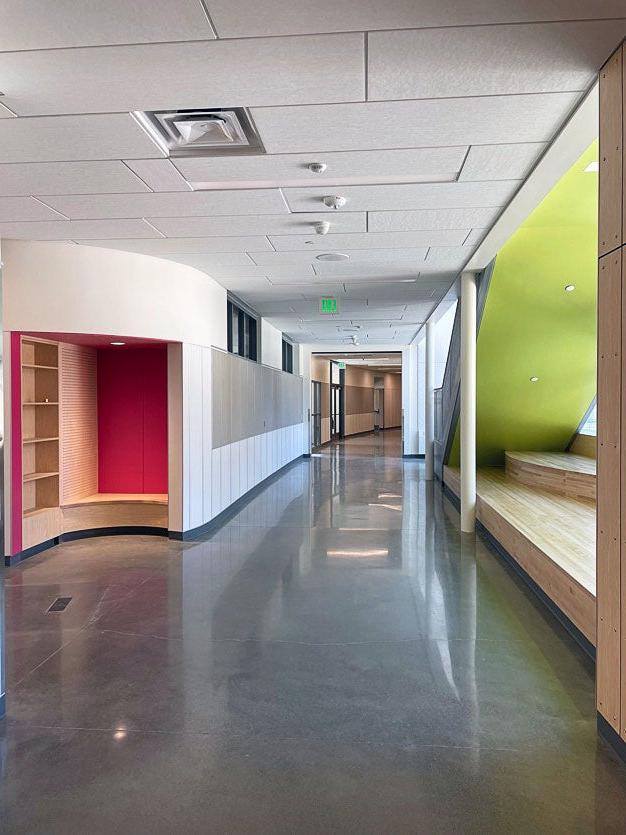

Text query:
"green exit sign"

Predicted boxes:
[[338, 361, 346, 369], [319, 297, 338, 314]]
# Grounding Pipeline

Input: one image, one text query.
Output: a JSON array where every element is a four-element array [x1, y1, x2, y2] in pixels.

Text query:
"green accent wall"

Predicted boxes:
[[449, 141, 598, 467]]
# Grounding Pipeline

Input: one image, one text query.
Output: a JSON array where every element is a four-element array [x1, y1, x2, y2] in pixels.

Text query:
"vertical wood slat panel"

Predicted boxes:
[[600, 46, 623, 257], [59, 343, 98, 504], [597, 251, 622, 729], [621, 247, 626, 735]]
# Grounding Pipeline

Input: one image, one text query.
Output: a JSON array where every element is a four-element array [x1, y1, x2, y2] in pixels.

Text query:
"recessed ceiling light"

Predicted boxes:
[[584, 161, 599, 173], [529, 376, 539, 382], [316, 252, 349, 262], [564, 284, 575, 292], [110, 341, 126, 346]]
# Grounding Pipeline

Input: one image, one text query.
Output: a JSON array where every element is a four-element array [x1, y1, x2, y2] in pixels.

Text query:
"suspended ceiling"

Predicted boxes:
[[0, 1, 621, 344]]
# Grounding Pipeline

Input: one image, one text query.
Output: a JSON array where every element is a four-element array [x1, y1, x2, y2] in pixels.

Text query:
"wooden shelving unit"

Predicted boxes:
[[21, 337, 61, 550]]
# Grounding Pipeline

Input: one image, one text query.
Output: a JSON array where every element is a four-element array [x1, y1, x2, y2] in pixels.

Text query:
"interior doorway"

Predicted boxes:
[[311, 380, 322, 448], [331, 383, 342, 439], [374, 380, 385, 430]]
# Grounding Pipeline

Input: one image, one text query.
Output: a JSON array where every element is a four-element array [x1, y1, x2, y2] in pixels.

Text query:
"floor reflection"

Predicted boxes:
[[1, 429, 626, 832]]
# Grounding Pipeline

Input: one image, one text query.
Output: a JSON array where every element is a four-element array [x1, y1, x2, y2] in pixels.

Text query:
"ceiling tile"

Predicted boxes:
[[0, 160, 150, 196], [123, 160, 192, 192], [204, 0, 626, 37], [207, 265, 316, 279], [269, 230, 469, 250], [312, 262, 421, 276], [423, 246, 472, 269], [368, 207, 502, 232], [284, 181, 519, 213], [41, 190, 289, 219], [459, 143, 547, 181], [0, 1, 216, 49], [162, 252, 254, 268], [174, 147, 467, 185], [0, 101, 16, 118], [150, 212, 366, 238], [463, 228, 488, 247], [0, 114, 163, 163], [1, 35, 365, 116], [95, 235, 274, 252], [249, 247, 428, 266], [251, 94, 582, 153], [0, 196, 65, 222], [368, 22, 626, 100], [0, 219, 162, 240]]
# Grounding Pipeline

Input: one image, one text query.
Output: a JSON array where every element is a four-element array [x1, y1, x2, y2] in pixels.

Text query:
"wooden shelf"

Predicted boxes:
[[23, 471, 59, 482], [21, 337, 61, 551], [22, 364, 58, 370]]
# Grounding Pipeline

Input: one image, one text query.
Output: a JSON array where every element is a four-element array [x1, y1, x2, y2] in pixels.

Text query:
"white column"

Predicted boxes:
[[460, 271, 477, 533], [424, 321, 435, 480]]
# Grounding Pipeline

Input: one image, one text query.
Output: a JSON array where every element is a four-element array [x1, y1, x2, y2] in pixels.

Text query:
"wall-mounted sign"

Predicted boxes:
[[338, 361, 346, 369], [319, 297, 338, 314]]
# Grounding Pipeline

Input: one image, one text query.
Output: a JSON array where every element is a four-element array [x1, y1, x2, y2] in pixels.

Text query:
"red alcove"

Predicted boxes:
[[97, 344, 168, 494]]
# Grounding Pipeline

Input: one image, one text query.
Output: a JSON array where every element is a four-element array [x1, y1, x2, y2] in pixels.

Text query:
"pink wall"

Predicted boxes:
[[97, 345, 168, 493]]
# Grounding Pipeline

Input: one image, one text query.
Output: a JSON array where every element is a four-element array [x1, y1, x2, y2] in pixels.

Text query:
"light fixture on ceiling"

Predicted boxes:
[[322, 195, 347, 210], [132, 108, 264, 158], [308, 162, 327, 174], [529, 376, 539, 382], [564, 284, 576, 292], [584, 161, 599, 173], [315, 221, 331, 235], [316, 252, 349, 262], [110, 341, 126, 346]]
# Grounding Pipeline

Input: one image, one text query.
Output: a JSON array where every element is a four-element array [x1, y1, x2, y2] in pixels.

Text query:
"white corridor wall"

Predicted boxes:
[[180, 343, 306, 534]]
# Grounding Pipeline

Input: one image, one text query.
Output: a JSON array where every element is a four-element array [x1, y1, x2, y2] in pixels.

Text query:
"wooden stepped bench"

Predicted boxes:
[[443, 465, 595, 647], [505, 451, 596, 503]]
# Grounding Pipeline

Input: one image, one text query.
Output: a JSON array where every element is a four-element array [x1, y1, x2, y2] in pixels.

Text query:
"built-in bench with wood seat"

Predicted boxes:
[[61, 493, 168, 534], [505, 451, 596, 502], [443, 453, 596, 649]]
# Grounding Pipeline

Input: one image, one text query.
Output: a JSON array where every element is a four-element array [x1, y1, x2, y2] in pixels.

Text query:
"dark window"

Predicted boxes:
[[282, 338, 293, 373], [227, 300, 257, 361]]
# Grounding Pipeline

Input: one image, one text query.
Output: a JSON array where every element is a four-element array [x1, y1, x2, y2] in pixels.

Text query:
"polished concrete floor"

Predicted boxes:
[[2, 429, 626, 833]]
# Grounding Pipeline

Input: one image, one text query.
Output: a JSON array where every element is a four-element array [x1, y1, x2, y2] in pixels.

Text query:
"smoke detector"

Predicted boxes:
[[132, 108, 265, 157], [323, 195, 347, 210], [308, 162, 327, 174], [315, 221, 331, 235]]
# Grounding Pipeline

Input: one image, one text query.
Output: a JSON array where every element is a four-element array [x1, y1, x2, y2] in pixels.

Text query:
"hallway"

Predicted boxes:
[[1, 431, 626, 832]]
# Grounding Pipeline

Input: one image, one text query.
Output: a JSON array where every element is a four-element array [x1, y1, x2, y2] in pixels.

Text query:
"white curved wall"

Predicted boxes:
[[2, 240, 227, 348]]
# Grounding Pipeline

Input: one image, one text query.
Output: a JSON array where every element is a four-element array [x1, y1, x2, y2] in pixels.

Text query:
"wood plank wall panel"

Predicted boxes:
[[383, 372, 402, 428], [600, 47, 624, 257], [212, 349, 303, 449], [59, 343, 98, 504], [344, 364, 375, 435], [598, 41, 626, 735]]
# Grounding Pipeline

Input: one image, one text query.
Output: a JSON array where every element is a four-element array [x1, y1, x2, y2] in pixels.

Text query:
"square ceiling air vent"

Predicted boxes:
[[132, 108, 265, 158]]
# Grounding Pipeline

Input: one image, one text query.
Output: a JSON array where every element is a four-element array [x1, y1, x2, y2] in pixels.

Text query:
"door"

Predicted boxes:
[[374, 389, 384, 430], [331, 383, 342, 439], [311, 381, 322, 448]]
